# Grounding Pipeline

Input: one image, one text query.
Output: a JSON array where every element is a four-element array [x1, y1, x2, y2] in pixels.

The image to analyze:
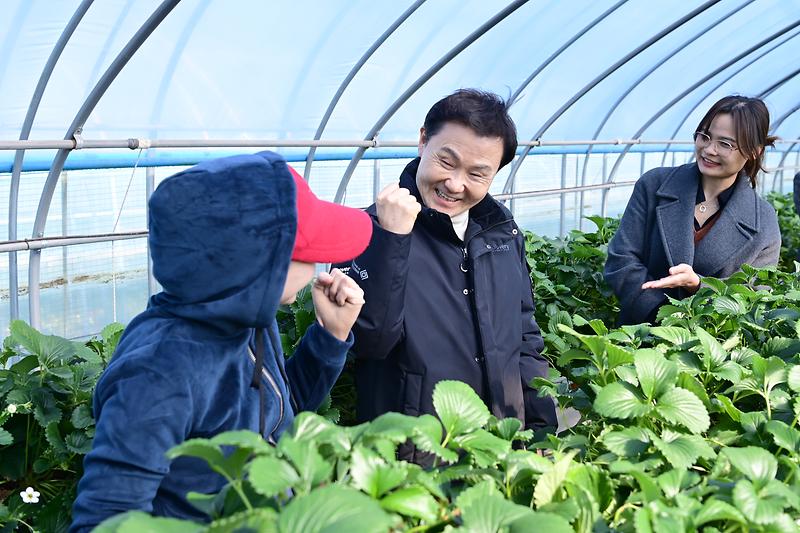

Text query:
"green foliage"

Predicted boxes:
[[6, 209, 800, 531], [766, 191, 800, 271], [0, 321, 123, 532], [524, 216, 620, 361]]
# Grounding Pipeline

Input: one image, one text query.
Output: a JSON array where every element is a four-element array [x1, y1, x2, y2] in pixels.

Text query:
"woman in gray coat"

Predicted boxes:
[[605, 95, 781, 325]]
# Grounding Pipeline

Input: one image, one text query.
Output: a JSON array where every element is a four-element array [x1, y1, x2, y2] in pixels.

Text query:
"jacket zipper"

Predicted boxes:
[[248, 345, 283, 442], [462, 217, 518, 410]]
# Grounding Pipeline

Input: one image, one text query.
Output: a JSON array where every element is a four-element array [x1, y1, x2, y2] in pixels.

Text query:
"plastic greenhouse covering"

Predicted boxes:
[[2, 0, 800, 338]]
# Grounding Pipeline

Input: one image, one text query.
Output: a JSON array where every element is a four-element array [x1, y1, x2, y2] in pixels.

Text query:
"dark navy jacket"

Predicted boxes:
[[340, 159, 555, 458], [71, 152, 351, 531]]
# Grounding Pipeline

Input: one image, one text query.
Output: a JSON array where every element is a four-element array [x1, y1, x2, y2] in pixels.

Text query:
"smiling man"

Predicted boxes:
[[337, 89, 556, 463]]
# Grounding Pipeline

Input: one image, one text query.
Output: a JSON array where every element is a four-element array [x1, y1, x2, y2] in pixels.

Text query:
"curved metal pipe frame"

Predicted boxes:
[[508, 0, 627, 107], [576, 0, 751, 226], [760, 64, 800, 99], [333, 0, 528, 204], [659, 26, 800, 167], [304, 0, 425, 181], [503, 0, 719, 196], [601, 18, 800, 216], [771, 101, 800, 133], [8, 0, 94, 323], [27, 0, 182, 329]]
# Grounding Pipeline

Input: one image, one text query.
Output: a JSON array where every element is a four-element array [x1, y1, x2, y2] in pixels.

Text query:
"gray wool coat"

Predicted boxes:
[[604, 163, 781, 325]]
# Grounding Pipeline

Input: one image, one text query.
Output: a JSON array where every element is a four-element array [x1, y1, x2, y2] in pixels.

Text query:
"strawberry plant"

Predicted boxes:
[[0, 321, 122, 532]]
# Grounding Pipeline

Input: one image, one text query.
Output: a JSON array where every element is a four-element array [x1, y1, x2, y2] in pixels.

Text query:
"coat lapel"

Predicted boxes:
[[693, 175, 758, 276], [655, 165, 697, 267]]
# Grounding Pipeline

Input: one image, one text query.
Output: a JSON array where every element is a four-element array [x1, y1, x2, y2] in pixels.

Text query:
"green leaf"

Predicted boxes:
[[167, 439, 226, 470], [509, 511, 573, 533], [71, 404, 93, 429], [0, 428, 12, 446], [652, 430, 715, 470], [45, 422, 67, 454], [93, 511, 204, 533], [677, 374, 711, 409], [650, 326, 693, 347], [379, 485, 439, 523], [752, 355, 788, 395], [433, 380, 490, 438], [557, 325, 605, 360], [635, 349, 677, 400], [411, 414, 458, 463], [655, 386, 710, 434], [534, 451, 577, 508], [724, 447, 778, 487], [765, 420, 800, 453], [278, 485, 392, 533], [701, 277, 727, 293], [350, 447, 407, 498], [713, 295, 745, 315], [207, 508, 277, 532], [693, 498, 746, 527], [247, 456, 299, 497], [656, 469, 691, 499], [32, 389, 61, 428], [455, 479, 500, 509], [8, 320, 83, 368], [363, 412, 420, 443], [740, 411, 767, 434], [587, 319, 608, 336], [712, 360, 745, 383], [557, 348, 592, 366], [461, 493, 534, 532], [605, 344, 634, 370], [493, 417, 523, 441], [732, 479, 784, 525], [601, 427, 651, 457], [695, 327, 727, 367], [278, 436, 334, 492], [593, 382, 651, 420], [787, 365, 800, 393], [454, 429, 511, 467], [65, 431, 93, 454], [209, 430, 272, 454], [714, 394, 742, 422]]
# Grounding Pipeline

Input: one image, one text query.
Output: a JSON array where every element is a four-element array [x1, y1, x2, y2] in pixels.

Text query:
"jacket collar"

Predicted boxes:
[[655, 163, 760, 273], [398, 158, 512, 243]]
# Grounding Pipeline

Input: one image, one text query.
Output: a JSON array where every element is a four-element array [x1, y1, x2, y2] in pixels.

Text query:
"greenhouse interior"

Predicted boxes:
[[2, 0, 800, 531]]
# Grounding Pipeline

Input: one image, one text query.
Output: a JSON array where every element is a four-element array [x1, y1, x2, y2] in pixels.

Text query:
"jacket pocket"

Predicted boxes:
[[401, 371, 423, 416]]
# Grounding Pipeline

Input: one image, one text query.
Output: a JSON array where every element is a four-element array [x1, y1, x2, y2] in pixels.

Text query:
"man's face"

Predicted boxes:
[[415, 122, 504, 217]]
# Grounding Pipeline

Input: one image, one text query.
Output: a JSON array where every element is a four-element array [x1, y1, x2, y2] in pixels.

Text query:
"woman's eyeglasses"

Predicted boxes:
[[693, 131, 739, 154]]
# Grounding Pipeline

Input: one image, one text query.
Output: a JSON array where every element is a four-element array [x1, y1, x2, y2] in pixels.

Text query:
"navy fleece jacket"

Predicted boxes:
[[70, 152, 351, 531]]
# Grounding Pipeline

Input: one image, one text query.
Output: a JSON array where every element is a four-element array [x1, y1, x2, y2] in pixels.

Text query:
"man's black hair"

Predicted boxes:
[[423, 89, 518, 170]]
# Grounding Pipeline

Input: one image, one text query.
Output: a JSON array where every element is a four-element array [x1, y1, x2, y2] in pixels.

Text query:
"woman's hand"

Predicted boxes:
[[641, 263, 701, 293]]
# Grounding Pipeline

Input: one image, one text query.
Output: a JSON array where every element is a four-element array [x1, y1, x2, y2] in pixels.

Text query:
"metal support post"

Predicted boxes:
[[372, 159, 381, 203], [559, 155, 567, 238]]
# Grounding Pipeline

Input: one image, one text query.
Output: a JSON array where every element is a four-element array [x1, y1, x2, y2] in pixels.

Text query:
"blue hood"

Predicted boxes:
[[148, 151, 296, 334]]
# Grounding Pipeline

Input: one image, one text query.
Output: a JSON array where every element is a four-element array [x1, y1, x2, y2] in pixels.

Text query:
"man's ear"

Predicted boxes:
[[418, 127, 427, 156]]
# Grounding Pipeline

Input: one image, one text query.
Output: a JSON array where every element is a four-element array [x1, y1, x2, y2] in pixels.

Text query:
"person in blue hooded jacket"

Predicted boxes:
[[70, 151, 372, 531]]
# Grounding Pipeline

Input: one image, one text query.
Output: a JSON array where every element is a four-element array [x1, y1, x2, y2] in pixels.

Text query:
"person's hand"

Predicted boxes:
[[311, 269, 365, 341], [641, 263, 701, 293], [376, 183, 421, 235]]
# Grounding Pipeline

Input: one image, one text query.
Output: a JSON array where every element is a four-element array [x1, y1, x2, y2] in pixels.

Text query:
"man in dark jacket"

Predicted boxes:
[[339, 90, 556, 462], [71, 152, 371, 530]]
